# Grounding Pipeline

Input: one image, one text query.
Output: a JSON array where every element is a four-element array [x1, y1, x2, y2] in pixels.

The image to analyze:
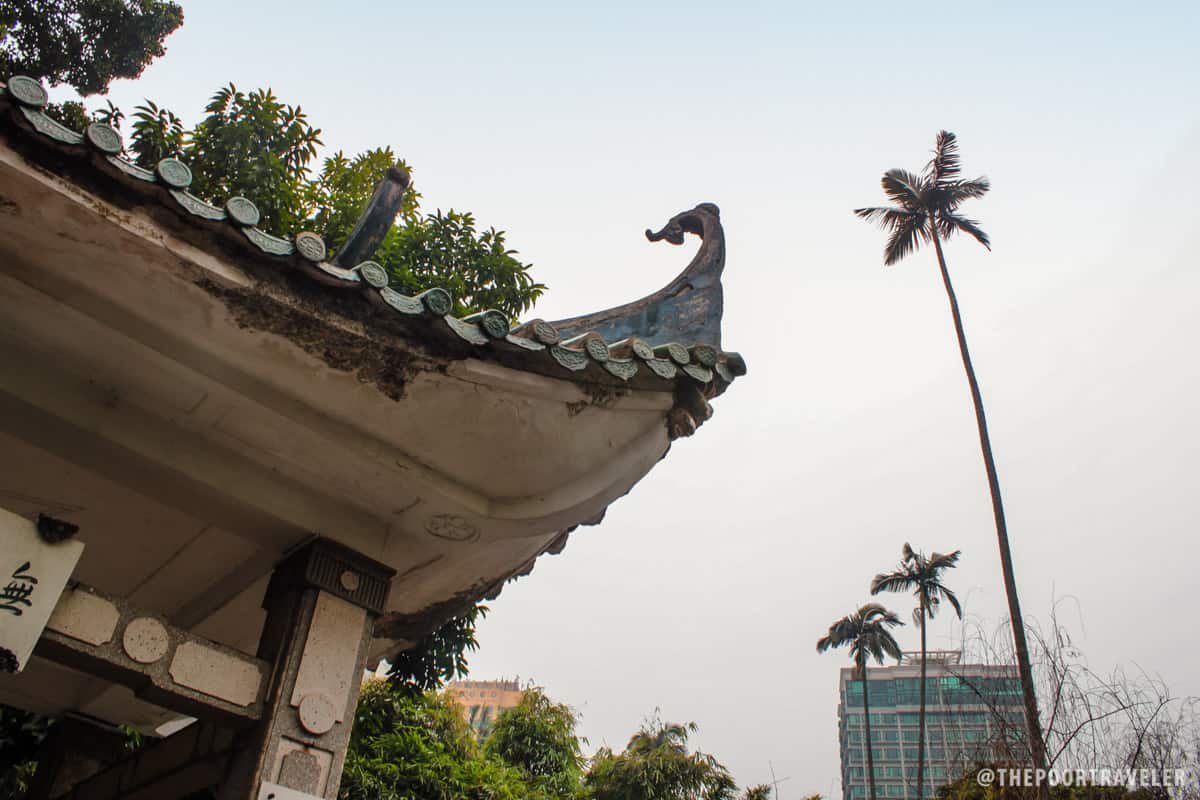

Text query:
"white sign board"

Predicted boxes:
[[0, 506, 84, 673], [258, 782, 323, 800]]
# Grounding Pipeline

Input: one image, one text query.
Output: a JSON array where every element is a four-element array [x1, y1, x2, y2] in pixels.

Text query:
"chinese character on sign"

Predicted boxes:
[[0, 562, 38, 616], [0, 508, 84, 673]]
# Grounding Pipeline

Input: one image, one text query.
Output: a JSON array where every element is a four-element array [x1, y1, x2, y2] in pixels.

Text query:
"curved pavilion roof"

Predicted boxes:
[[0, 76, 745, 730]]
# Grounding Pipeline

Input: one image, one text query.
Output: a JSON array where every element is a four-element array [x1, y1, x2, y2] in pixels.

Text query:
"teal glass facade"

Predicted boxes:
[[836, 657, 1027, 800]]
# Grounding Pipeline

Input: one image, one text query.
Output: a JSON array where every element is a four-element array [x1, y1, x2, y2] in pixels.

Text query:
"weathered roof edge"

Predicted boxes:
[[550, 202, 726, 348], [0, 76, 746, 438]]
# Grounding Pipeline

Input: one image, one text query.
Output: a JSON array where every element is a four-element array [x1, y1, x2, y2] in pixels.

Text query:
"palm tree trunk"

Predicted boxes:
[[862, 660, 878, 800], [916, 603, 927, 800], [928, 229, 1049, 791]]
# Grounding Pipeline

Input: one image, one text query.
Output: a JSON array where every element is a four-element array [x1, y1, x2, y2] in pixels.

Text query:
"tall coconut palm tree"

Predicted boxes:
[[871, 544, 963, 800], [853, 131, 1048, 785], [818, 603, 904, 800]]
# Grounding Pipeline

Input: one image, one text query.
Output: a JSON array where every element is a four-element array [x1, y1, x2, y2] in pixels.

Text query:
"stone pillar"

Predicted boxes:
[[217, 539, 393, 800]]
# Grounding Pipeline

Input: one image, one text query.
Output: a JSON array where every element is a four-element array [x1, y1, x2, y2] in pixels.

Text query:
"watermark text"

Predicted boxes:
[[975, 767, 1193, 789]]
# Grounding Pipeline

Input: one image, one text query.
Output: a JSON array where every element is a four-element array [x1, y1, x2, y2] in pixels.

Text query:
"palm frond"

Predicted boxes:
[[926, 130, 961, 183], [860, 603, 903, 627], [927, 550, 962, 570], [859, 604, 905, 666], [860, 131, 990, 268], [937, 585, 963, 619], [877, 543, 965, 628], [939, 213, 991, 250], [944, 177, 990, 202], [870, 573, 918, 595], [817, 616, 857, 652], [880, 169, 925, 208], [879, 632, 903, 662], [884, 213, 927, 266], [817, 603, 903, 668], [853, 206, 915, 230]]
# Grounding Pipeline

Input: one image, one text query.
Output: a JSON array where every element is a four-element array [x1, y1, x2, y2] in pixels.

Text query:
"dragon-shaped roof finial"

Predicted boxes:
[[550, 203, 725, 348]]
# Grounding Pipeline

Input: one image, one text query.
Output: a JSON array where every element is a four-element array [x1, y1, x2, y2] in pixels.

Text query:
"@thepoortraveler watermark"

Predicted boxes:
[[975, 767, 1193, 789]]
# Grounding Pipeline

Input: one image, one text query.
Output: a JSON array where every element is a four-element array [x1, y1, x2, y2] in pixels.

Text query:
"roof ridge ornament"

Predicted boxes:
[[0, 78, 743, 395], [549, 203, 725, 348], [332, 165, 411, 268]]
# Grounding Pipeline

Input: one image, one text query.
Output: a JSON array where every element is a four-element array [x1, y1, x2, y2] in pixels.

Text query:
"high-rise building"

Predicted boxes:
[[445, 678, 527, 738], [837, 652, 1026, 800]]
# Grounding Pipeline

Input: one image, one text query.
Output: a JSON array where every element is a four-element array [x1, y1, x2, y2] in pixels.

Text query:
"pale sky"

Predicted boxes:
[[55, 0, 1200, 795]]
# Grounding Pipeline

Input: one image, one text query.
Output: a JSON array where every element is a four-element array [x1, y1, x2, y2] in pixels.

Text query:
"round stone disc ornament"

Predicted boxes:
[[690, 344, 718, 367], [550, 345, 589, 371], [421, 288, 453, 316], [294, 231, 327, 262], [339, 570, 361, 592], [156, 158, 192, 189], [356, 261, 388, 288], [298, 692, 337, 735], [123, 617, 169, 664], [532, 320, 560, 345], [660, 342, 690, 365], [584, 337, 610, 362], [225, 196, 260, 227], [629, 337, 654, 360], [7, 76, 48, 109], [477, 310, 510, 339], [84, 122, 123, 154], [425, 513, 479, 542]]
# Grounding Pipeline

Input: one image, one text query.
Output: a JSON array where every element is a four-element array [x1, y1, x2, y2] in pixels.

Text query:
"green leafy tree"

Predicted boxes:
[[817, 603, 904, 800], [119, 86, 544, 318], [854, 131, 1049, 786], [585, 714, 738, 800], [871, 544, 963, 800], [174, 84, 323, 236], [307, 148, 545, 316], [484, 688, 585, 799], [43, 99, 88, 128], [387, 604, 487, 694], [43, 96, 124, 131], [0, 705, 50, 799], [0, 710, 145, 800], [308, 148, 420, 245], [741, 786, 774, 800], [340, 679, 527, 800], [0, 0, 183, 96], [129, 98, 182, 165], [375, 209, 545, 318]]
